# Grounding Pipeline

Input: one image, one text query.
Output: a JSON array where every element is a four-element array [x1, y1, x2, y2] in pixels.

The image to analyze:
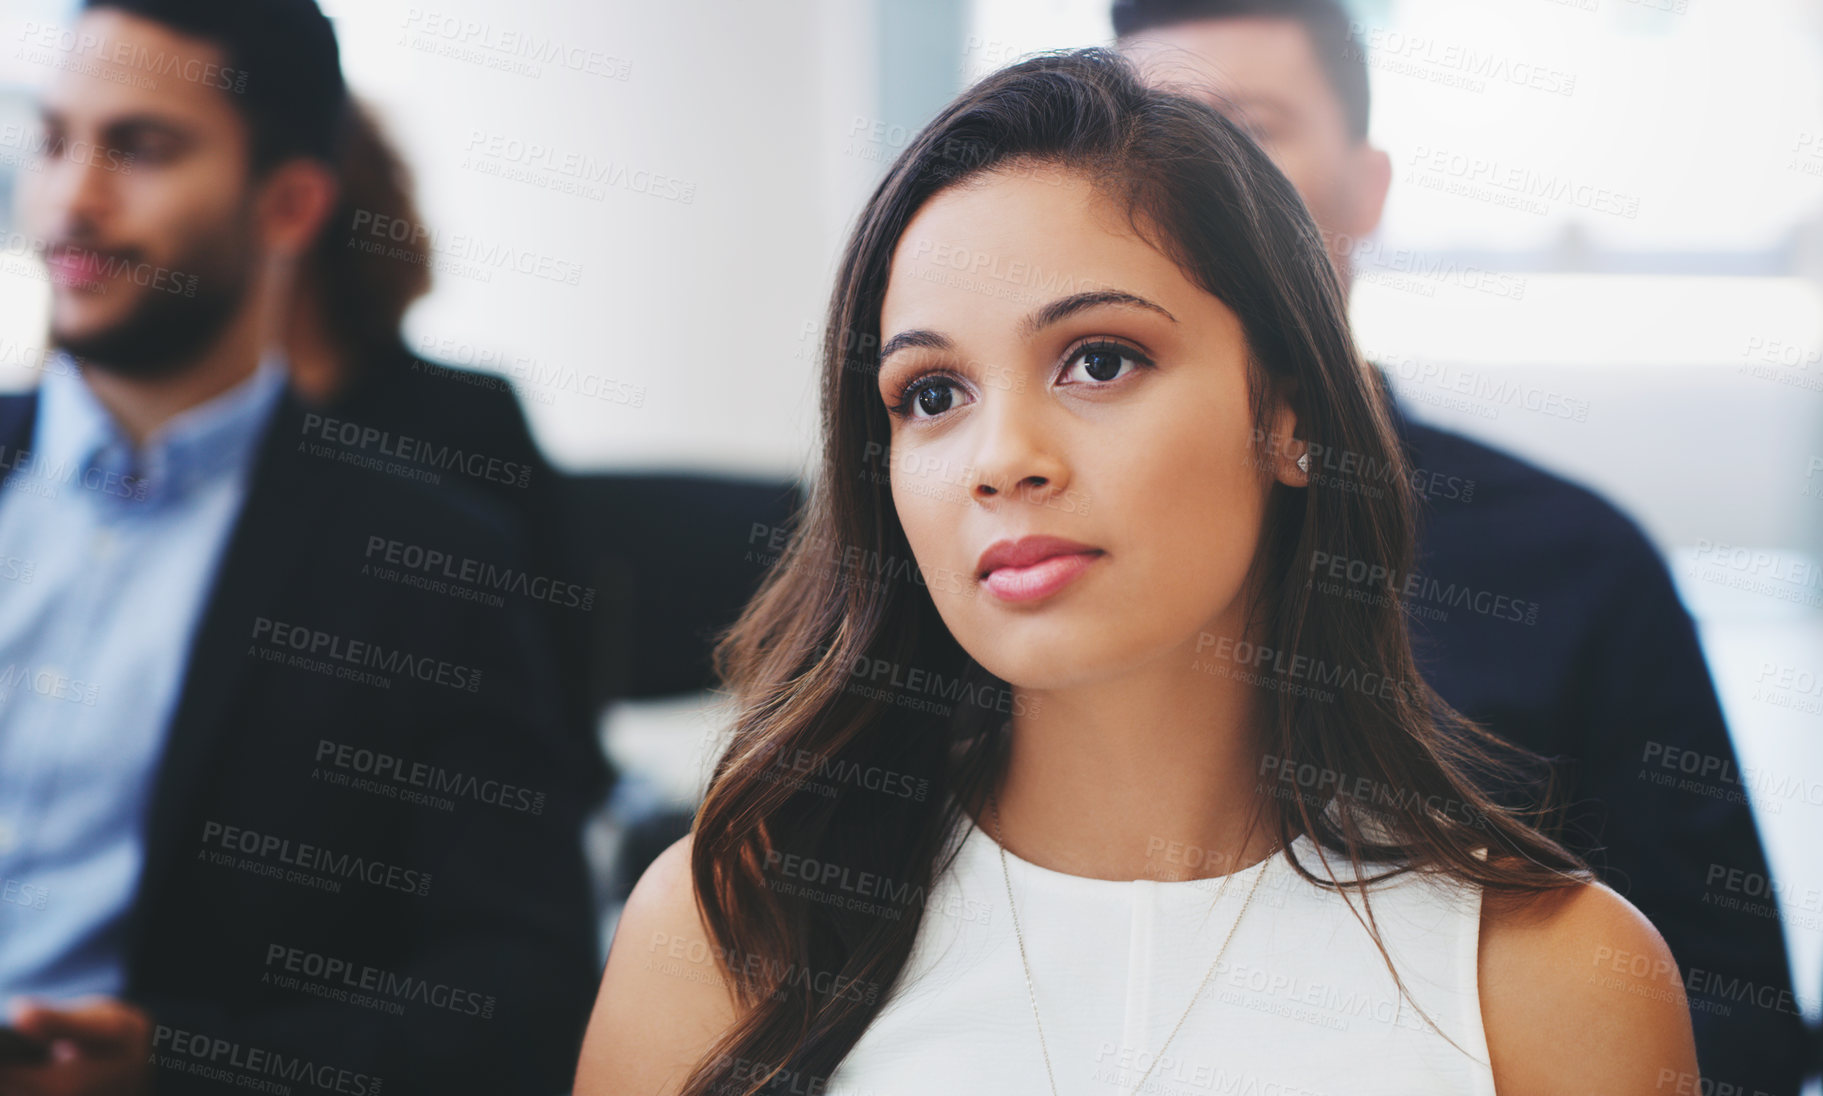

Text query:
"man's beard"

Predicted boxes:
[[50, 214, 258, 380]]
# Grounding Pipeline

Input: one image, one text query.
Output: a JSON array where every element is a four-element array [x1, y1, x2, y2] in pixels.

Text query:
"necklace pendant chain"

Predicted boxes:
[[988, 789, 1276, 1096]]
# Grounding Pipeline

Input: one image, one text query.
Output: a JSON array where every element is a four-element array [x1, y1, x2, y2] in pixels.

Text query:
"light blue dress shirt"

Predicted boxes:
[[0, 352, 287, 999]]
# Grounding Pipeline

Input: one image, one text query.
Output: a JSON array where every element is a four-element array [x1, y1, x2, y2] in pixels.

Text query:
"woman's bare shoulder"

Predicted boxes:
[[573, 833, 742, 1096], [1478, 878, 1698, 1095]]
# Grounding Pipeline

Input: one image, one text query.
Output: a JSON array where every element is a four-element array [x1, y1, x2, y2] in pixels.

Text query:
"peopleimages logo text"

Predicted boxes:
[[153, 1025, 378, 1094], [264, 943, 496, 1018], [299, 412, 533, 488], [316, 739, 546, 815], [200, 822, 431, 897], [250, 616, 483, 693]]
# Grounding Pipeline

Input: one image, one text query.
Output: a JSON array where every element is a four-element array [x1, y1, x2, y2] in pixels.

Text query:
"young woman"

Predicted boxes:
[[575, 49, 1698, 1096]]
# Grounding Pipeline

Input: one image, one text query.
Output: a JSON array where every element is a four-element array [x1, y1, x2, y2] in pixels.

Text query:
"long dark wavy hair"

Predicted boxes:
[[686, 47, 1589, 1094]]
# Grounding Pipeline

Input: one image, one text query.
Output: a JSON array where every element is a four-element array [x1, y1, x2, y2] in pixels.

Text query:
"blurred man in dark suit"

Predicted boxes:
[[1114, 0, 1807, 1089], [0, 1, 598, 1091]]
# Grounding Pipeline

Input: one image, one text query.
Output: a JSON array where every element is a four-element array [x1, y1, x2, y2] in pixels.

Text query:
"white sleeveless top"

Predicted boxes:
[[825, 816, 1494, 1096]]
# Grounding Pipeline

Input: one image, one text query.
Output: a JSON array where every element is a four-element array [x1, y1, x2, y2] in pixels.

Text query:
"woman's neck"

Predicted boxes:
[[982, 642, 1280, 884]]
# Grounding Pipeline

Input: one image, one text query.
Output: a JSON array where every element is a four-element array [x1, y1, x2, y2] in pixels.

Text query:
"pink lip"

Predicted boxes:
[[976, 535, 1105, 603], [46, 248, 111, 289]]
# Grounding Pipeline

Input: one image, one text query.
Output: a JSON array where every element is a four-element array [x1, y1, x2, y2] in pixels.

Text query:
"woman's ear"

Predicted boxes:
[[1265, 377, 1310, 488]]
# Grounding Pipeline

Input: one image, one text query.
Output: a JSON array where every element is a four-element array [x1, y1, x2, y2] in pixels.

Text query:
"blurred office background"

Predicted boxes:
[[2, 0, 1820, 1051]]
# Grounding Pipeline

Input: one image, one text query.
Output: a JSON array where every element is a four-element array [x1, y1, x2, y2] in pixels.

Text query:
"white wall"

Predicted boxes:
[[322, 0, 891, 477]]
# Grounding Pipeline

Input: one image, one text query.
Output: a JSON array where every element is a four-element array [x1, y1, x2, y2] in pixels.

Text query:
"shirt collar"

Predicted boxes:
[[35, 350, 289, 508]]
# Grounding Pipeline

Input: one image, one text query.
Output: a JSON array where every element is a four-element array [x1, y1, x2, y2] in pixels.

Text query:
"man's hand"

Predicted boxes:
[[0, 997, 152, 1096]]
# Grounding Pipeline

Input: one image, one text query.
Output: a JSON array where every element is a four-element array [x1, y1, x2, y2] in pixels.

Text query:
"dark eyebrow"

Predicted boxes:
[[37, 105, 191, 139], [877, 289, 1175, 371], [101, 114, 194, 144], [1019, 289, 1177, 337], [878, 329, 954, 366]]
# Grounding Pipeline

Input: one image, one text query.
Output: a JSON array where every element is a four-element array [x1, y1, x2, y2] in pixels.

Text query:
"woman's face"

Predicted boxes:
[[876, 165, 1304, 691]]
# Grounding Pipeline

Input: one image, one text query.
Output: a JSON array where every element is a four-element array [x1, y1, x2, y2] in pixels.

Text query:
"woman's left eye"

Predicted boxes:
[[1061, 341, 1152, 385]]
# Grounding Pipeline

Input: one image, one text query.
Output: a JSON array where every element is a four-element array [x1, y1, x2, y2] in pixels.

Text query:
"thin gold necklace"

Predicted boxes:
[[987, 788, 1275, 1096]]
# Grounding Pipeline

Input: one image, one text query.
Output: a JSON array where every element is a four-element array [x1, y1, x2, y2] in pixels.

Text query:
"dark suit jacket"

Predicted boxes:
[[1385, 384, 1807, 1094], [321, 343, 612, 799], [324, 348, 801, 709], [0, 385, 601, 1096]]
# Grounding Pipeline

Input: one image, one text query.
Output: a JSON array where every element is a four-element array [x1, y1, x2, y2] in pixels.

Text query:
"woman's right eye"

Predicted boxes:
[[890, 376, 968, 419]]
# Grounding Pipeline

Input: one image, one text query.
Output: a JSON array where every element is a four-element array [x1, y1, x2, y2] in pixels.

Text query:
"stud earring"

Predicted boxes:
[[1296, 452, 1310, 474]]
